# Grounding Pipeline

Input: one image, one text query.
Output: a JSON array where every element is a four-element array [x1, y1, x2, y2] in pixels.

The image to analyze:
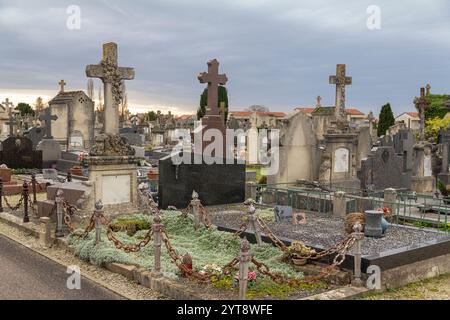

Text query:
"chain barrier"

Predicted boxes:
[[28, 197, 40, 218], [62, 200, 78, 232], [3, 195, 24, 212], [106, 225, 154, 253], [198, 204, 212, 229]]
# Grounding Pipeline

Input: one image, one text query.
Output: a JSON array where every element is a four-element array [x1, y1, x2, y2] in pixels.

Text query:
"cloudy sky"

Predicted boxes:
[[0, 0, 449, 116]]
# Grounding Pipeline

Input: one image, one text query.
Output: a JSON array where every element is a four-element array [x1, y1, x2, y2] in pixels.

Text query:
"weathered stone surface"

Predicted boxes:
[[89, 134, 135, 157]]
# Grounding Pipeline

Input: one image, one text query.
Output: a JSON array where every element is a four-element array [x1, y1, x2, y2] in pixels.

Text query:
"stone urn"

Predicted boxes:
[[364, 210, 383, 238]]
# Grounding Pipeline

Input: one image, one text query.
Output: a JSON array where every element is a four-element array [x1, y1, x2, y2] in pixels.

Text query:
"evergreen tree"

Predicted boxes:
[[197, 86, 228, 124], [15, 103, 35, 117], [377, 103, 395, 137]]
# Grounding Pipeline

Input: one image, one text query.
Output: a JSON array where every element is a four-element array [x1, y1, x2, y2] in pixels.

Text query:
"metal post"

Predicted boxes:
[[55, 189, 64, 237], [31, 173, 37, 204], [248, 204, 262, 245], [23, 181, 29, 223], [351, 222, 364, 286], [152, 214, 163, 278], [94, 200, 103, 245], [0, 177, 3, 213], [239, 238, 251, 300], [67, 171, 72, 182]]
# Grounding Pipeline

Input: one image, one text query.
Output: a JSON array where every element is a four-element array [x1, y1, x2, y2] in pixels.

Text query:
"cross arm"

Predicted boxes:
[[118, 67, 135, 80], [86, 65, 104, 78]]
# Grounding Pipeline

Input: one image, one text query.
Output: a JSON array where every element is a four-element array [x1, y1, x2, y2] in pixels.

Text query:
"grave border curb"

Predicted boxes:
[[0, 211, 366, 300]]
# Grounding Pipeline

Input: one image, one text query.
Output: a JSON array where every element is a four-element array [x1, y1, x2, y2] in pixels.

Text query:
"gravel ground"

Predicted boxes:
[[208, 204, 450, 256], [0, 220, 166, 300], [361, 273, 450, 300]]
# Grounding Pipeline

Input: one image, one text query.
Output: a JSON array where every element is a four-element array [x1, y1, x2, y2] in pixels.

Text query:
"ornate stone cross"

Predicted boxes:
[[59, 80, 66, 92], [415, 87, 430, 141], [86, 42, 135, 135], [39, 108, 58, 139], [329, 64, 352, 119], [198, 59, 228, 115]]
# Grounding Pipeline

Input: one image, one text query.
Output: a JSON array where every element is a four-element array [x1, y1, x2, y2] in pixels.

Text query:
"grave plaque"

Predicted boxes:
[[334, 148, 349, 173], [274, 205, 293, 222], [424, 155, 432, 177], [102, 175, 131, 205], [69, 131, 84, 150]]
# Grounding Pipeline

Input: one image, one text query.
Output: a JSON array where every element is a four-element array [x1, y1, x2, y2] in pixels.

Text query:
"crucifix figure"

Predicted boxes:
[[329, 64, 352, 120], [39, 108, 58, 139], [86, 42, 135, 135], [198, 59, 228, 116], [415, 87, 430, 141], [59, 80, 66, 93], [6, 112, 18, 137]]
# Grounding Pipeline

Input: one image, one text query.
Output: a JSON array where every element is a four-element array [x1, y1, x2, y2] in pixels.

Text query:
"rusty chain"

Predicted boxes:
[[62, 200, 77, 232], [255, 217, 289, 252], [3, 195, 24, 212], [198, 204, 212, 229], [106, 225, 154, 253]]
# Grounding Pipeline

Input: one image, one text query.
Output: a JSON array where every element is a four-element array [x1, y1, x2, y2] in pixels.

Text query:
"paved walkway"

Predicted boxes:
[[0, 235, 124, 300]]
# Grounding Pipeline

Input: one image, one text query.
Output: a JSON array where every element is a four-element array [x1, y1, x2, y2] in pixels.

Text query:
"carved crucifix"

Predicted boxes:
[[86, 42, 135, 135], [415, 87, 430, 141], [59, 80, 66, 92], [329, 64, 352, 119], [39, 108, 58, 139], [198, 59, 228, 116], [2, 98, 14, 112]]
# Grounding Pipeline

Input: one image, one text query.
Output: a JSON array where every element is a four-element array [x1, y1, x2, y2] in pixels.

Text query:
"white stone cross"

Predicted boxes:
[[329, 64, 352, 119], [2, 98, 14, 114], [86, 42, 135, 135], [198, 59, 228, 115], [59, 80, 66, 92]]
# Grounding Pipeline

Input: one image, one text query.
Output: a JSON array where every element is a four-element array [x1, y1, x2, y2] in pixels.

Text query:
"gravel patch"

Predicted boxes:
[[208, 204, 450, 256]]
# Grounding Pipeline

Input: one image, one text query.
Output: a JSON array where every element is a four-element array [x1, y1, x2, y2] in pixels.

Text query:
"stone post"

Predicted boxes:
[[39, 217, 53, 248], [55, 189, 64, 238], [152, 214, 163, 278], [22, 181, 29, 223], [191, 198, 201, 231], [239, 238, 251, 300], [247, 204, 262, 245], [383, 188, 396, 214], [333, 191, 347, 218], [94, 200, 104, 245], [0, 177, 3, 213], [31, 173, 37, 204], [351, 222, 364, 286], [250, 183, 257, 202]]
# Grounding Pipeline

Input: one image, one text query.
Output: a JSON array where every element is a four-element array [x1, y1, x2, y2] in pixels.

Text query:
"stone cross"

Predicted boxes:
[[316, 96, 322, 108], [38, 108, 58, 139], [2, 98, 14, 112], [6, 112, 18, 137], [59, 80, 66, 93], [86, 42, 135, 135], [198, 59, 228, 116], [426, 84, 431, 96], [415, 87, 430, 141], [329, 64, 352, 119]]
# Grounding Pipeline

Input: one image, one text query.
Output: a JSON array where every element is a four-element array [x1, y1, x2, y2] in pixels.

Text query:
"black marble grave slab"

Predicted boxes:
[[0, 136, 42, 169]]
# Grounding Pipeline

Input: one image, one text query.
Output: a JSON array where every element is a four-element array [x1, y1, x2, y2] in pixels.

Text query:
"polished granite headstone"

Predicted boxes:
[[158, 152, 245, 209]]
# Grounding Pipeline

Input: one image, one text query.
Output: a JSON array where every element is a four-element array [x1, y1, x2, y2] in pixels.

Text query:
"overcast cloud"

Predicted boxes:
[[0, 0, 449, 115]]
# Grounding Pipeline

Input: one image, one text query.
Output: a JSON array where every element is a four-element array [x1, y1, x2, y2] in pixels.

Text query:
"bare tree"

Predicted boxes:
[[34, 97, 46, 114], [119, 82, 129, 125], [246, 105, 269, 113], [97, 85, 104, 113]]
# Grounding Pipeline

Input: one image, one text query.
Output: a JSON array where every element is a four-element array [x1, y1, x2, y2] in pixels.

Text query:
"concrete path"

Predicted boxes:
[[0, 235, 124, 300]]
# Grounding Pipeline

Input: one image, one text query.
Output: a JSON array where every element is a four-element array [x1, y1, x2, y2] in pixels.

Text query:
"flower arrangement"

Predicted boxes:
[[233, 271, 257, 288], [77, 152, 88, 167]]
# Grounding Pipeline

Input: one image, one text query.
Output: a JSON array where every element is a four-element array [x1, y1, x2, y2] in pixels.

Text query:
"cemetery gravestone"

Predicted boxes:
[[274, 205, 293, 222], [43, 168, 58, 180], [0, 136, 42, 169], [24, 127, 45, 149]]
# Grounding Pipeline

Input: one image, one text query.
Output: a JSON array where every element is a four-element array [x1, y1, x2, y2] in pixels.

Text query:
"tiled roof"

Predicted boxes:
[[311, 106, 365, 116], [230, 111, 286, 118], [295, 107, 316, 113], [177, 114, 196, 120]]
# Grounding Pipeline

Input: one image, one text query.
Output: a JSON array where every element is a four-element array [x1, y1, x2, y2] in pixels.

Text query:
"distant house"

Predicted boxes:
[[395, 112, 420, 130], [175, 114, 196, 129]]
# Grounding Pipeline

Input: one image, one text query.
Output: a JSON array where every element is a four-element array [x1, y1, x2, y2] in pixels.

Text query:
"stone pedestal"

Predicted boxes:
[[87, 156, 138, 214], [333, 191, 347, 218]]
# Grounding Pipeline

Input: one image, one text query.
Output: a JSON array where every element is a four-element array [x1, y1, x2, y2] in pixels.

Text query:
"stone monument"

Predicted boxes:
[[36, 107, 61, 169], [85, 42, 138, 214]]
